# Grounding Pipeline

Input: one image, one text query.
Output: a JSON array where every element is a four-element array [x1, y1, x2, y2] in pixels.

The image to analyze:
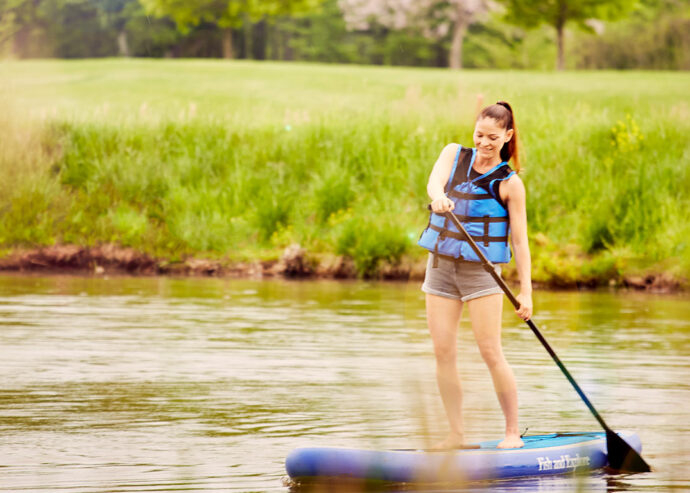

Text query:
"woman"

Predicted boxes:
[[418, 101, 532, 450]]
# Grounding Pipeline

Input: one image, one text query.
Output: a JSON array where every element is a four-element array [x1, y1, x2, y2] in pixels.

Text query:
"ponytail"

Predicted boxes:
[[478, 101, 521, 173]]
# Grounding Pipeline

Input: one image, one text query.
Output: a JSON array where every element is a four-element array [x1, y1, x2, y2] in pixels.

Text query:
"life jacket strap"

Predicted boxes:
[[431, 215, 449, 268], [448, 190, 493, 200], [446, 214, 508, 224], [428, 224, 508, 243], [432, 253, 480, 264], [483, 216, 490, 247]]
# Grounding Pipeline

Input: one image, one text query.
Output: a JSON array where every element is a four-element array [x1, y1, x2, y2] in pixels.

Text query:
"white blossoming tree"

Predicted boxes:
[[338, 0, 491, 69]]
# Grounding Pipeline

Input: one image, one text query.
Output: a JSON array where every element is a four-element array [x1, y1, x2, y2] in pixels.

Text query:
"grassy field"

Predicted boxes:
[[1, 59, 689, 285]]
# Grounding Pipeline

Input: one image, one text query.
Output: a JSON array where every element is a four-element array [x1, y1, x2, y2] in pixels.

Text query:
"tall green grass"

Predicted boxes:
[[1, 59, 689, 280]]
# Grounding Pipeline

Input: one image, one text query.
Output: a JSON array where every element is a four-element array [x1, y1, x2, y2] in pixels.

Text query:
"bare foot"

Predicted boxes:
[[497, 435, 524, 449], [431, 433, 479, 450]]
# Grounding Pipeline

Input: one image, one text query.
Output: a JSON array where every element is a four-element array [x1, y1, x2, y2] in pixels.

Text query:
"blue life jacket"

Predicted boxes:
[[418, 145, 515, 264]]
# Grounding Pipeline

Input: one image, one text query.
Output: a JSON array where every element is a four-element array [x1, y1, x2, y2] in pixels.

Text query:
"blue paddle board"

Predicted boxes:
[[285, 431, 642, 483]]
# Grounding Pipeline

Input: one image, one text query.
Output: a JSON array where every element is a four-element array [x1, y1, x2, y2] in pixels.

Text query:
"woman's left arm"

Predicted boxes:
[[503, 175, 533, 320]]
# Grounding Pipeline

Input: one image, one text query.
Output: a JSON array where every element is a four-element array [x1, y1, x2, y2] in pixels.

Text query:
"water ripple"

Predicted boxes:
[[0, 276, 687, 492]]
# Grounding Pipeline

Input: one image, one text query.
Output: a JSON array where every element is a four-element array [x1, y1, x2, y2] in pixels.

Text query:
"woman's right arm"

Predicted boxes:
[[427, 143, 458, 213]]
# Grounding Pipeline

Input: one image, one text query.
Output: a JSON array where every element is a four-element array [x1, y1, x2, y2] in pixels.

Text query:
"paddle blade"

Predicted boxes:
[[606, 429, 651, 473]]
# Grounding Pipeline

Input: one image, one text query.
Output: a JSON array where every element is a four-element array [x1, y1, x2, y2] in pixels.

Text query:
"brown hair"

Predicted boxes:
[[477, 101, 521, 173]]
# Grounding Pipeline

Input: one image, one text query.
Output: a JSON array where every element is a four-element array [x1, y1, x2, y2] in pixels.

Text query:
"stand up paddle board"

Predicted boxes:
[[286, 431, 642, 483]]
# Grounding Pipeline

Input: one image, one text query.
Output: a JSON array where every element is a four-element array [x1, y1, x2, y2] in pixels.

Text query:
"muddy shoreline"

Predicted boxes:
[[0, 244, 685, 293], [0, 244, 416, 279]]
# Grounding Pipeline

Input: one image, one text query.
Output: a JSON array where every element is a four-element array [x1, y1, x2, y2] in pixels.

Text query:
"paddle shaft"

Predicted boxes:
[[440, 210, 612, 433]]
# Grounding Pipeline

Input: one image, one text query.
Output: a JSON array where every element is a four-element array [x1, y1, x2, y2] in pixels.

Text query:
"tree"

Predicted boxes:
[[140, 0, 323, 59], [44, 0, 115, 57], [121, 1, 184, 57], [98, 0, 138, 57], [497, 0, 638, 70], [1, 0, 115, 58], [338, 0, 491, 69], [0, 0, 41, 57], [446, 0, 490, 69]]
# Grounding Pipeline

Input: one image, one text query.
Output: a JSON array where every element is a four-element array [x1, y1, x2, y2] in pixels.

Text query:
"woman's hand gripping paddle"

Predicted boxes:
[[433, 207, 651, 473]]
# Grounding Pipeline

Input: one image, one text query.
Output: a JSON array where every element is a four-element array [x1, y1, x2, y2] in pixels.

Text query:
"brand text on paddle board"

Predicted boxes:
[[536, 454, 590, 471]]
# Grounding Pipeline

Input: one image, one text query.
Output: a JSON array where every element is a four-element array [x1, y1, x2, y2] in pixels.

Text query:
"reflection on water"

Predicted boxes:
[[284, 472, 636, 493], [0, 275, 688, 492]]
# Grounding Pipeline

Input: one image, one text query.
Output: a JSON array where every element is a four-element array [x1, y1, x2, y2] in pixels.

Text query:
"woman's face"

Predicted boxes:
[[473, 117, 513, 161]]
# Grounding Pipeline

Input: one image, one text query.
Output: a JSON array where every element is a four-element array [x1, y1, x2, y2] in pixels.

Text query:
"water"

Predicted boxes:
[[0, 275, 688, 492]]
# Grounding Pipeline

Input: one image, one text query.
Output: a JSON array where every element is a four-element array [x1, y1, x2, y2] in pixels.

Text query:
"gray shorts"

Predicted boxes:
[[421, 253, 503, 302]]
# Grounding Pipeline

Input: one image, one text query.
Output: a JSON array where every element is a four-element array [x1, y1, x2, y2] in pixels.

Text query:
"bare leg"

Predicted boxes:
[[425, 293, 467, 449], [467, 294, 524, 449]]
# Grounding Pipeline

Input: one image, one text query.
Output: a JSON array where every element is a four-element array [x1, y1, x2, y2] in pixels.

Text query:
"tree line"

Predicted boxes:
[[1, 0, 688, 70]]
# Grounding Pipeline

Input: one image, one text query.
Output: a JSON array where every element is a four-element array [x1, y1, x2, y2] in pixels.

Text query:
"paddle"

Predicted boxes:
[[430, 207, 651, 473]]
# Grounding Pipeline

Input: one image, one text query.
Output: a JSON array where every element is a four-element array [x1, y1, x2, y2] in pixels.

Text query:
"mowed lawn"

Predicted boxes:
[[1, 59, 689, 282]]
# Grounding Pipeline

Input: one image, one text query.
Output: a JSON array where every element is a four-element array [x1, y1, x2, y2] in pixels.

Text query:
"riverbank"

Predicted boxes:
[[1, 60, 689, 288], [0, 243, 684, 292], [0, 244, 416, 279]]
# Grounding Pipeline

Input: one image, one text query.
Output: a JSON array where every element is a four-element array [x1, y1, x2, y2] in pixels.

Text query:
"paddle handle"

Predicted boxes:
[[438, 209, 612, 433]]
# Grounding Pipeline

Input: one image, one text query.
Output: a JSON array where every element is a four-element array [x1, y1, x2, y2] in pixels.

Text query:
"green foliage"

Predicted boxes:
[[1, 0, 116, 58], [311, 163, 355, 224], [497, 0, 637, 30], [463, 15, 556, 69], [282, 0, 353, 63], [571, 2, 690, 70], [122, 1, 183, 57], [0, 106, 67, 246], [497, 0, 638, 69], [1, 0, 686, 70], [333, 212, 409, 278], [1, 60, 689, 281], [140, 0, 323, 31], [383, 30, 439, 67]]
